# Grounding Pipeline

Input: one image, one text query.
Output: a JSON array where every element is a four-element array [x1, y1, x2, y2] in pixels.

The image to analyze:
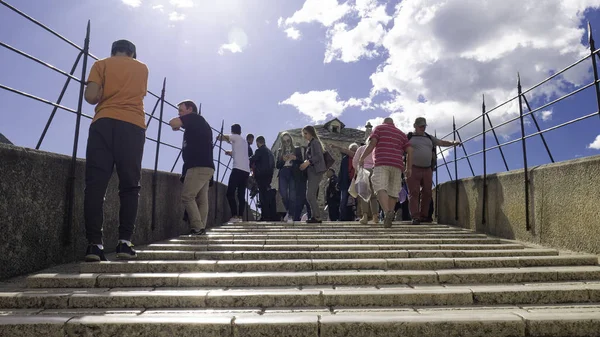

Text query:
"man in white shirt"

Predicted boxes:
[[217, 124, 250, 223]]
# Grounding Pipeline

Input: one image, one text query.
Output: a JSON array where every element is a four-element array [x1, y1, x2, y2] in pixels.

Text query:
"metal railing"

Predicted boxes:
[[0, 0, 260, 243], [432, 22, 600, 231]]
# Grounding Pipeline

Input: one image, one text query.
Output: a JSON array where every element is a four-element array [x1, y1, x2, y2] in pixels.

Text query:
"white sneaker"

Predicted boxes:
[[287, 215, 294, 224], [227, 217, 241, 223], [283, 213, 289, 222]]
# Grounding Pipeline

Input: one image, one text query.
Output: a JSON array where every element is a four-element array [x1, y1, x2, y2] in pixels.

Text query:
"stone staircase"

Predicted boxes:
[[2, 222, 600, 336]]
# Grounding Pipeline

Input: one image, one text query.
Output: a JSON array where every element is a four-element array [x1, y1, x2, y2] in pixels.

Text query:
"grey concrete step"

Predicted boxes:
[[168, 237, 504, 245], [145, 243, 527, 251], [26, 266, 600, 288], [3, 307, 600, 337], [5, 282, 600, 309], [70, 256, 599, 274], [193, 233, 489, 239], [136, 248, 560, 260], [207, 228, 466, 233]]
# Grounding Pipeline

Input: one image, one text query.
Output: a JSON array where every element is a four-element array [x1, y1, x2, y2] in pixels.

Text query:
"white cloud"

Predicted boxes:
[[324, 1, 391, 63], [168, 11, 185, 21], [537, 110, 553, 122], [152, 4, 164, 11], [121, 0, 141, 7], [170, 0, 194, 8], [279, 90, 366, 123], [280, 0, 600, 143], [588, 135, 600, 150], [284, 27, 301, 40], [218, 42, 242, 55], [217, 27, 248, 55], [283, 0, 351, 27]]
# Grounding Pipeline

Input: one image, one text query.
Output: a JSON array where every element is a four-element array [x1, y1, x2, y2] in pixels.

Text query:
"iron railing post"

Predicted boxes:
[[221, 157, 232, 183], [482, 95, 487, 226], [64, 21, 90, 246], [588, 22, 600, 119], [517, 74, 531, 232], [486, 113, 510, 171], [521, 95, 554, 163], [455, 130, 475, 176], [36, 52, 83, 149], [453, 116, 458, 222], [215, 120, 224, 223], [151, 78, 166, 231], [171, 151, 182, 173], [434, 130, 439, 221], [145, 97, 162, 128]]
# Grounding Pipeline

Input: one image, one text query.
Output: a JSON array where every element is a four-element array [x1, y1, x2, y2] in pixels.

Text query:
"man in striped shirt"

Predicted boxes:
[[358, 117, 413, 228]]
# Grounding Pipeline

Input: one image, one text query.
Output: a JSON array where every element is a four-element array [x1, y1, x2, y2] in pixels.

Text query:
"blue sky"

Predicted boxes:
[[1, 0, 600, 185]]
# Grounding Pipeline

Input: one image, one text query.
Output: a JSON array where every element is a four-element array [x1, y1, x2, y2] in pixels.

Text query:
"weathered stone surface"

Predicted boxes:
[[522, 311, 600, 337], [0, 143, 242, 280], [322, 288, 473, 307], [319, 312, 525, 337], [472, 284, 590, 305], [206, 289, 322, 308], [233, 314, 319, 337], [0, 316, 70, 337], [436, 154, 600, 255], [66, 315, 232, 337]]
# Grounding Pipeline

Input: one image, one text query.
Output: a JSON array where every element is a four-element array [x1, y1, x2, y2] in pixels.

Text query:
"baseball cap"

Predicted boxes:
[[415, 117, 427, 126], [111, 39, 137, 59]]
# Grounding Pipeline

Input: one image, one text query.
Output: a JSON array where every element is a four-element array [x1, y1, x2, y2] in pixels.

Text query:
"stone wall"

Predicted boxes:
[[434, 154, 600, 255], [0, 143, 241, 280]]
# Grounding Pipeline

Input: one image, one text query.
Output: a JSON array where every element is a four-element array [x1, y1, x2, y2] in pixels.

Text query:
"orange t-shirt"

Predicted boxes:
[[87, 56, 149, 129]]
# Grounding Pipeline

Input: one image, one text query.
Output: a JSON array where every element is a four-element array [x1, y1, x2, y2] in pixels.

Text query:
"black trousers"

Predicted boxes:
[[84, 118, 145, 245], [256, 173, 275, 221], [227, 168, 249, 217]]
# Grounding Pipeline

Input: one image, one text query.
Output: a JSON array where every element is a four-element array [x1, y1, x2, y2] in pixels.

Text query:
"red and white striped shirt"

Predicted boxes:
[[370, 123, 411, 170]]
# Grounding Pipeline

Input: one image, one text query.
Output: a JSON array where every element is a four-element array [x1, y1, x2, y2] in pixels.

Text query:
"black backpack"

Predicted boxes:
[[406, 132, 437, 171]]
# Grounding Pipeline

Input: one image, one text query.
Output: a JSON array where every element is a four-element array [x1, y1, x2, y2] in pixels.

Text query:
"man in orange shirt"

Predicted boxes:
[[83, 40, 149, 262]]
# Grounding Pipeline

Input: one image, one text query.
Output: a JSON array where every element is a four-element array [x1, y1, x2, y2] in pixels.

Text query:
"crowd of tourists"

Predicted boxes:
[[79, 39, 461, 262]]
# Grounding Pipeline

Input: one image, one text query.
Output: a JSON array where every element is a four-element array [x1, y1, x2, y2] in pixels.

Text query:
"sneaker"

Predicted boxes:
[[411, 218, 421, 225], [116, 241, 137, 260], [283, 213, 290, 222], [190, 228, 206, 236], [286, 216, 294, 224], [371, 217, 379, 224], [85, 244, 107, 262], [227, 217, 241, 223], [383, 211, 394, 228], [306, 218, 322, 224], [359, 214, 369, 225]]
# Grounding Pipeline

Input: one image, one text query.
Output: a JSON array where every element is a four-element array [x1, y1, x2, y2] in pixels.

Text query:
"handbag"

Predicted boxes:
[[323, 151, 335, 169]]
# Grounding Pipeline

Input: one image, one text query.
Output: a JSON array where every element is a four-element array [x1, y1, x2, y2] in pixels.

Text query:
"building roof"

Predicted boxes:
[[281, 123, 366, 144], [0, 133, 12, 145]]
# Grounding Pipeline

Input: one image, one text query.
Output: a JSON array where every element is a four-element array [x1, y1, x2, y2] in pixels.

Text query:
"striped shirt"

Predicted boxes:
[[370, 123, 411, 170]]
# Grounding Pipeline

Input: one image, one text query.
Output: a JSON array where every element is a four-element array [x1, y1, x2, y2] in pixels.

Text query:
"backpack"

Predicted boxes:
[[407, 132, 437, 171]]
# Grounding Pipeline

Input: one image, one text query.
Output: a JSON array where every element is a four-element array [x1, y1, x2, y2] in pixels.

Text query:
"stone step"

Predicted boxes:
[[3, 305, 600, 337], [217, 223, 451, 228], [136, 248, 560, 260], [5, 282, 600, 310], [167, 238, 504, 245], [72, 256, 598, 274], [195, 232, 489, 239], [26, 266, 600, 288], [207, 228, 464, 233], [144, 243, 526, 252]]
